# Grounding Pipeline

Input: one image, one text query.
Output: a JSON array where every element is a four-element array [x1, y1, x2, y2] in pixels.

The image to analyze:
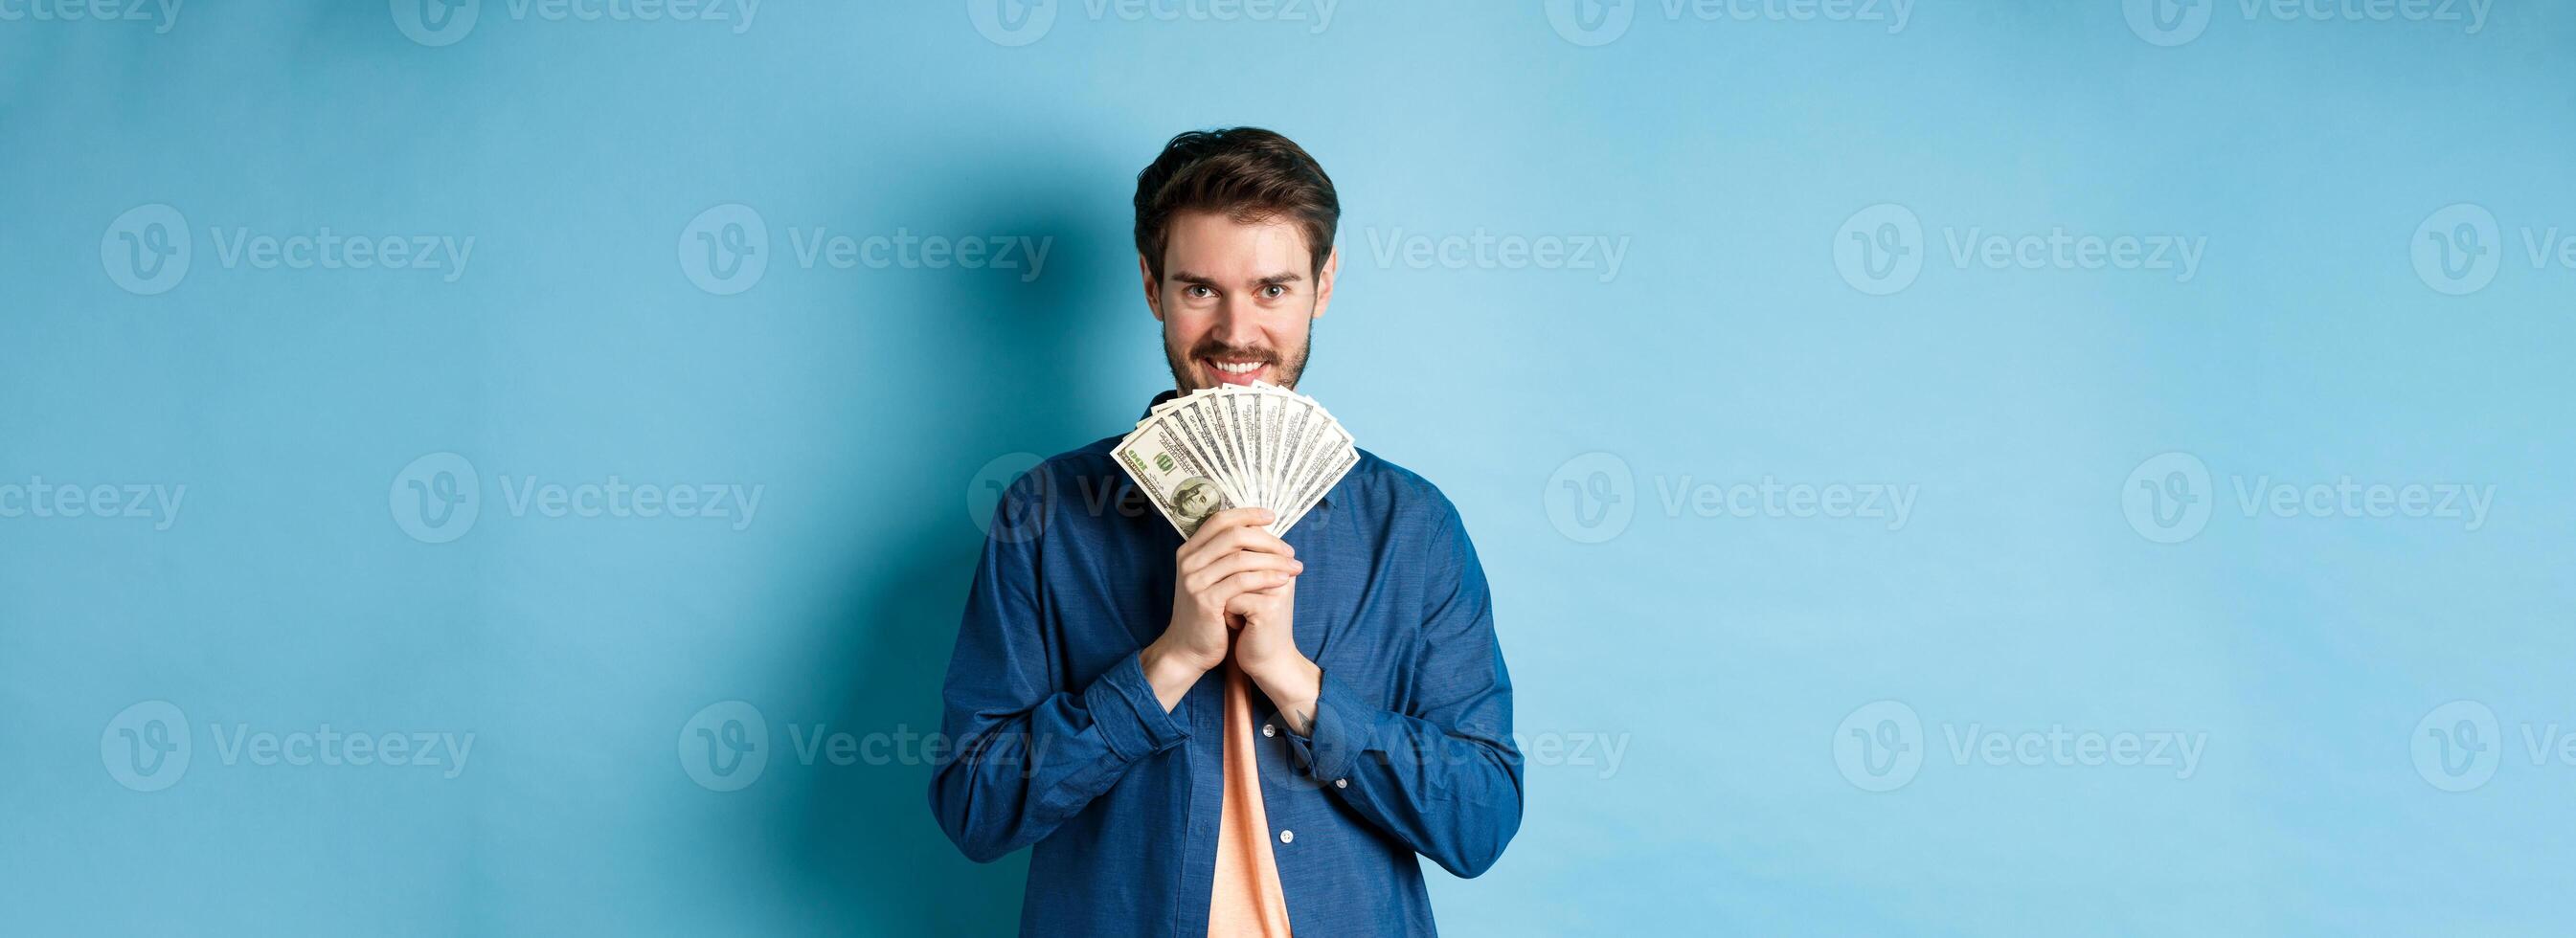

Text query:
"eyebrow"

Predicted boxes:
[[1168, 270, 1306, 289]]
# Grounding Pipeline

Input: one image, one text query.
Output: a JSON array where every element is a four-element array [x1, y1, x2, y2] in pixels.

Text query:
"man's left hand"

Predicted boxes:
[[1228, 579, 1321, 735]]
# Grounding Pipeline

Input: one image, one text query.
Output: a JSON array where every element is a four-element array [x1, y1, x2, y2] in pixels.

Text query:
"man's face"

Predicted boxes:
[[1143, 210, 1337, 392]]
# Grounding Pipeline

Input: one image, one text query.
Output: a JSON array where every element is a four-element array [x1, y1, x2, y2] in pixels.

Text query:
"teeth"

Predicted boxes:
[[1214, 361, 1262, 373]]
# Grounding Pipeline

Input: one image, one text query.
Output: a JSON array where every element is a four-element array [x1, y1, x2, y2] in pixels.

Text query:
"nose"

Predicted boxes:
[[1210, 299, 1263, 350]]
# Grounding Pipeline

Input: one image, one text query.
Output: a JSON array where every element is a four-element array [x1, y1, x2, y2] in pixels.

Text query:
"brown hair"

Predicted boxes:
[[1133, 127, 1340, 281]]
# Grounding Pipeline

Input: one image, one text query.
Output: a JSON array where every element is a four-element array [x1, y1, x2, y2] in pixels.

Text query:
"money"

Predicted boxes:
[[1113, 382, 1357, 538]]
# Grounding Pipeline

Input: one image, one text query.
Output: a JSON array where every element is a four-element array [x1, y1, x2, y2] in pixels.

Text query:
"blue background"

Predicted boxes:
[[6, 1, 2572, 934]]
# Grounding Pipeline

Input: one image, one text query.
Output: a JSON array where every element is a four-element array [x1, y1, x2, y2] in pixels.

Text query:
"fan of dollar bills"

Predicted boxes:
[[1114, 382, 1357, 538]]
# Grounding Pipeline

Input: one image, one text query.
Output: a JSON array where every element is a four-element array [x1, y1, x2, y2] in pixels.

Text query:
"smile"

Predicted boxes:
[[1204, 358, 1270, 385]]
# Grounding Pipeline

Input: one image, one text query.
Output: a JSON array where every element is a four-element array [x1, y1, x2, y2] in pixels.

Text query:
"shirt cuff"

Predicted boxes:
[[1083, 653, 1192, 762], [1283, 667, 1375, 783]]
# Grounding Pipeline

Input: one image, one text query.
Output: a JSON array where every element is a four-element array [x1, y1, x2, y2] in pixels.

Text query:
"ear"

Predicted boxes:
[[1310, 248, 1339, 321], [1140, 254, 1164, 323]]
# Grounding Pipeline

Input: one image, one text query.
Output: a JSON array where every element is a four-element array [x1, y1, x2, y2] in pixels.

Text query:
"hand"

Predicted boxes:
[[1232, 560, 1321, 736], [1227, 575, 1299, 680], [1141, 508, 1300, 708]]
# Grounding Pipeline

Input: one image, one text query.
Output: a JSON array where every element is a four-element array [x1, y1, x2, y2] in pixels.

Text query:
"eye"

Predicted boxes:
[[1259, 284, 1286, 300], [1186, 285, 1215, 299]]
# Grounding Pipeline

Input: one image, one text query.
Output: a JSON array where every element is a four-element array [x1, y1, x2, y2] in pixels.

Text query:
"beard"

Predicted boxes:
[[1164, 322, 1314, 392]]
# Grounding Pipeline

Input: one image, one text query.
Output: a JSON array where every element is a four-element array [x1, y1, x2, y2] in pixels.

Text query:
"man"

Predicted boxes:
[[930, 127, 1522, 936]]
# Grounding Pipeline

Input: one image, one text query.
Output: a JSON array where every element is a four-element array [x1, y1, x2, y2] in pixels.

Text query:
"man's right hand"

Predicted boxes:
[[1140, 507, 1300, 710]]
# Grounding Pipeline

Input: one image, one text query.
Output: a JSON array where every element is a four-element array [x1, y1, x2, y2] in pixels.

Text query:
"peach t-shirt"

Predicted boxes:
[[1207, 660, 1295, 936]]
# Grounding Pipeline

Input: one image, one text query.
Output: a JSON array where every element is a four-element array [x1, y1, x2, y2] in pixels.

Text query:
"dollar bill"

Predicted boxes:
[[1112, 410, 1234, 538], [1112, 383, 1356, 539]]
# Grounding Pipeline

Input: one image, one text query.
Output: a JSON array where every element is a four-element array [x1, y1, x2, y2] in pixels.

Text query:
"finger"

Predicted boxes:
[[1186, 552, 1302, 595], [1224, 588, 1288, 614], [1185, 551, 1303, 592], [1180, 515, 1288, 567], [1204, 569, 1296, 606], [1182, 508, 1275, 548], [1179, 523, 1295, 572]]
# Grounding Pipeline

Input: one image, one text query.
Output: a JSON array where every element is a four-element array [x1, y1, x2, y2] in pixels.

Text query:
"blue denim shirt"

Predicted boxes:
[[929, 409, 1523, 936]]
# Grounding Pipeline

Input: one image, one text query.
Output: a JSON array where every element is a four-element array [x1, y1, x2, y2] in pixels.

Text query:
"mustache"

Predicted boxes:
[[1187, 343, 1277, 364]]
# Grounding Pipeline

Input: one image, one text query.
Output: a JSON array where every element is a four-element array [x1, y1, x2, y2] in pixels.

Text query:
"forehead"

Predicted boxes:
[[1162, 210, 1309, 276]]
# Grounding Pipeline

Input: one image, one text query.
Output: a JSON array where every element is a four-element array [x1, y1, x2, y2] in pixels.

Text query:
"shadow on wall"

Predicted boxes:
[[775, 147, 1142, 933]]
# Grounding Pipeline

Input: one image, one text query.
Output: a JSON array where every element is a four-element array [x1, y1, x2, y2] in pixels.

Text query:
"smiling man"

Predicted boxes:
[[930, 127, 1524, 936]]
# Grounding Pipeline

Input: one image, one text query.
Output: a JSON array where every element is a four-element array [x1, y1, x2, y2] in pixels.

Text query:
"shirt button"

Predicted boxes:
[[1334, 778, 1347, 789], [1261, 724, 1276, 738], [1277, 829, 1294, 844]]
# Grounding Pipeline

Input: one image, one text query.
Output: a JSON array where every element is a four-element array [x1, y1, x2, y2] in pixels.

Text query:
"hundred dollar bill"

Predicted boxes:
[[1199, 391, 1244, 502], [1170, 398, 1248, 506], [1268, 387, 1322, 526], [1114, 383, 1357, 538], [1113, 411, 1234, 538], [1234, 389, 1262, 509], [1274, 440, 1356, 536], [1256, 389, 1285, 510], [1277, 403, 1353, 532]]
